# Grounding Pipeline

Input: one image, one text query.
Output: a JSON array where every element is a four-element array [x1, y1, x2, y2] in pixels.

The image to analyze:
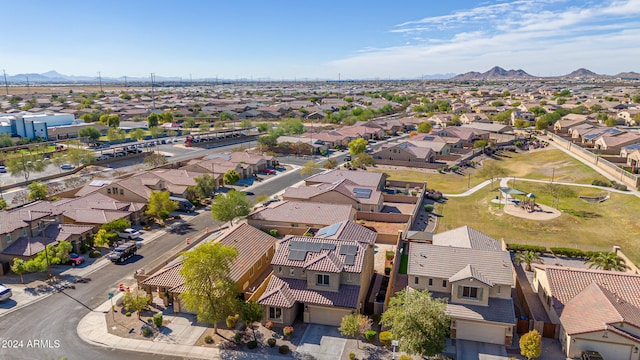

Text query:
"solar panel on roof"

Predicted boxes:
[[316, 223, 342, 238], [288, 249, 307, 261], [290, 241, 307, 250], [320, 243, 336, 251], [307, 242, 323, 253], [353, 188, 372, 198], [339, 244, 358, 255], [344, 254, 356, 266]]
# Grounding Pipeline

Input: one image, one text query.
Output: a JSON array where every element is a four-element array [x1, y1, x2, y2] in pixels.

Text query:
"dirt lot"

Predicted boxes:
[[105, 302, 169, 341], [194, 321, 305, 355]]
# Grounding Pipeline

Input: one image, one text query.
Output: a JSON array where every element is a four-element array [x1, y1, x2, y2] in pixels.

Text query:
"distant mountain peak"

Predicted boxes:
[[563, 68, 598, 78], [452, 66, 533, 81]]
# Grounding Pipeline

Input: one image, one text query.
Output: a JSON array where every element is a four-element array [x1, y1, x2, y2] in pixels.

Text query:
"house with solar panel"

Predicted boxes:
[[282, 179, 383, 212], [257, 220, 376, 326]]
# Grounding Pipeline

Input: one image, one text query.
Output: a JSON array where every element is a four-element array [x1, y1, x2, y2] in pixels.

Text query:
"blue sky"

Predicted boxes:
[[2, 0, 640, 79]]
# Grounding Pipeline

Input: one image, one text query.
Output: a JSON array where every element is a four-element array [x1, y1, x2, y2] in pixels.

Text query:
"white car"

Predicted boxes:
[[0, 285, 12, 302], [117, 228, 141, 240]]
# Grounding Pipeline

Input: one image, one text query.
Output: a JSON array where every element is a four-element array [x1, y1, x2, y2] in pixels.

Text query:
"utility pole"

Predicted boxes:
[[98, 71, 103, 92], [2, 69, 8, 95], [150, 73, 156, 111], [124, 76, 128, 88], [26, 75, 30, 95]]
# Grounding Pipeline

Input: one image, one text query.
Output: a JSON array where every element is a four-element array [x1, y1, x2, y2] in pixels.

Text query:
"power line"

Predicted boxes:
[[98, 71, 103, 92]]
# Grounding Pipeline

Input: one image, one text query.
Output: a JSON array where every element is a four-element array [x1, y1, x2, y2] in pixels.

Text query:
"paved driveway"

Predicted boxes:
[[457, 340, 509, 360], [296, 324, 347, 360]]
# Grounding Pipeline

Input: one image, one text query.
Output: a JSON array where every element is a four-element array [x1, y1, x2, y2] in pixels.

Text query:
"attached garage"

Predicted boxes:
[[570, 333, 638, 360], [455, 319, 508, 345], [306, 305, 352, 326]]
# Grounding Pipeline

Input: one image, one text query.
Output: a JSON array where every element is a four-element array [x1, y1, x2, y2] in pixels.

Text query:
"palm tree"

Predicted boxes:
[[515, 251, 544, 271], [585, 252, 629, 271]]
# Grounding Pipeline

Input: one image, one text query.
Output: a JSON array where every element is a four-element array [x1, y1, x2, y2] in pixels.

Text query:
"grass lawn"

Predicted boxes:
[[435, 183, 640, 265], [371, 148, 610, 194]]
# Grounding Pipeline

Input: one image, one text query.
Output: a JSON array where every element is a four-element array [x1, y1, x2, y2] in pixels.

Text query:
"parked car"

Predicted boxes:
[[117, 228, 141, 239], [581, 351, 604, 360], [60, 164, 75, 170], [114, 151, 126, 157], [0, 165, 6, 173], [96, 155, 110, 161], [66, 253, 85, 266], [344, 155, 351, 161], [0, 284, 12, 302]]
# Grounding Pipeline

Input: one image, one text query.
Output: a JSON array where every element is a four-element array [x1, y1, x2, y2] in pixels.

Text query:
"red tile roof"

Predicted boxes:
[[271, 236, 367, 273], [258, 276, 360, 309]]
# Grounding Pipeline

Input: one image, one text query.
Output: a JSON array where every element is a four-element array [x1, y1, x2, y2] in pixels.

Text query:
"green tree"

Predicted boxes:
[[417, 122, 432, 133], [585, 252, 629, 271], [219, 112, 233, 122], [300, 160, 320, 177], [123, 290, 151, 320], [143, 153, 168, 169], [339, 313, 372, 349], [93, 229, 117, 247], [107, 128, 125, 142], [149, 126, 164, 139], [6, 154, 47, 182], [223, 169, 240, 185], [604, 117, 617, 127], [107, 115, 120, 128], [66, 147, 95, 166], [323, 158, 337, 169], [529, 106, 547, 117], [27, 181, 48, 201], [633, 94, 640, 103], [210, 190, 253, 225], [182, 117, 196, 129], [257, 123, 270, 132], [198, 122, 210, 133], [147, 113, 159, 128], [78, 126, 101, 142], [190, 174, 217, 199], [129, 128, 146, 141], [473, 139, 488, 152], [535, 118, 550, 130], [380, 289, 450, 356], [348, 138, 368, 155], [146, 190, 178, 223], [515, 251, 544, 271], [241, 300, 263, 341], [514, 119, 531, 129], [179, 242, 239, 334], [352, 153, 375, 168], [11, 258, 27, 283], [0, 197, 7, 210], [491, 109, 512, 124], [0, 133, 14, 147], [476, 161, 508, 190], [240, 119, 253, 128], [159, 112, 173, 124], [101, 218, 132, 233], [520, 329, 541, 360]]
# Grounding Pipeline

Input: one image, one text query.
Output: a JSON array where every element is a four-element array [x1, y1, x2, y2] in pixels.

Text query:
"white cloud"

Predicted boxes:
[[327, 0, 640, 78]]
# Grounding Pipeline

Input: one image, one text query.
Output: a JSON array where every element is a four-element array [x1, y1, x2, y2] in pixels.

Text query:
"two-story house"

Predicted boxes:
[[282, 179, 383, 212], [258, 232, 375, 326], [304, 169, 386, 191], [533, 265, 640, 360], [407, 242, 515, 346]]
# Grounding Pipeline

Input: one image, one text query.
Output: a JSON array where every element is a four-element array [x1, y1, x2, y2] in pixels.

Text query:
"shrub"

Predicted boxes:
[[268, 229, 279, 237], [384, 267, 391, 275], [279, 345, 290, 354], [204, 335, 213, 344], [365, 330, 377, 342], [371, 314, 381, 325], [147, 317, 153, 324], [507, 243, 547, 254], [379, 331, 393, 347], [399, 355, 412, 360], [267, 338, 276, 347], [153, 313, 163, 328], [247, 340, 258, 349], [303, 232, 313, 236], [591, 179, 611, 187], [426, 190, 443, 201], [283, 326, 294, 337], [125, 312, 131, 317], [234, 332, 243, 343], [410, 190, 418, 196], [226, 314, 239, 328], [349, 353, 356, 360], [142, 327, 153, 337], [89, 250, 102, 258], [385, 251, 395, 260], [550, 247, 585, 258], [264, 321, 274, 330], [424, 204, 434, 212]]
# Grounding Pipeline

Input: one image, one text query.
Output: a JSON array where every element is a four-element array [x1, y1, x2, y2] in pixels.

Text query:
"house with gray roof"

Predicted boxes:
[[533, 265, 640, 360], [283, 179, 383, 212], [258, 231, 375, 326], [372, 141, 435, 165], [431, 225, 503, 251], [408, 241, 515, 346], [304, 169, 386, 190]]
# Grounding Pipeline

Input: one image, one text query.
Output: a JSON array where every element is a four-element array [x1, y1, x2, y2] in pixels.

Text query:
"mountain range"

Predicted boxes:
[[2, 68, 639, 83]]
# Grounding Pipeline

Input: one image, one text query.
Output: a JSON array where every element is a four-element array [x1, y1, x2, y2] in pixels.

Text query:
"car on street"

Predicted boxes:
[[117, 228, 141, 239], [0, 284, 12, 301], [114, 151, 126, 157], [66, 253, 85, 266], [60, 164, 75, 170], [344, 155, 351, 161], [96, 155, 110, 161], [0, 165, 6, 173]]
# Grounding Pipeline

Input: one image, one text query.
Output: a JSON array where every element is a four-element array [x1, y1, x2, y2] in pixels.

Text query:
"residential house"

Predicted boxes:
[[435, 127, 490, 144], [258, 231, 375, 326], [304, 169, 386, 191], [248, 201, 356, 236], [594, 131, 640, 151], [510, 111, 535, 126], [428, 114, 454, 127], [51, 192, 147, 227], [533, 265, 640, 360], [372, 142, 435, 163], [461, 123, 513, 134], [553, 114, 592, 132], [283, 179, 383, 212], [618, 109, 640, 126], [277, 136, 328, 155], [407, 230, 515, 346], [460, 113, 491, 124], [1, 223, 94, 262], [140, 223, 277, 312]]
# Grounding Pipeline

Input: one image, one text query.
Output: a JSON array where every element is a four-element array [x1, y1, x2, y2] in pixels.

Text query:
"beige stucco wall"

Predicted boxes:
[[532, 268, 561, 323], [454, 318, 512, 346], [307, 305, 352, 326], [450, 279, 491, 307], [566, 330, 640, 360]]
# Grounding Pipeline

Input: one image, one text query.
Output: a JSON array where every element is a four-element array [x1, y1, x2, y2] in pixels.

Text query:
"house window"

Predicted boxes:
[[268, 307, 282, 321], [317, 274, 330, 286], [428, 278, 433, 286], [5, 234, 11, 243], [291, 224, 298, 228], [278, 266, 282, 274], [107, 188, 111, 194], [414, 277, 419, 285], [460, 286, 481, 300], [442, 280, 447, 287], [258, 258, 263, 269], [250, 267, 254, 277], [497, 286, 501, 294], [289, 268, 295, 276], [119, 189, 124, 195]]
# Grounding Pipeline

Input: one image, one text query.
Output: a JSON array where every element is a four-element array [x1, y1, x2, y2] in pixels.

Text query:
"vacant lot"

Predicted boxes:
[[435, 183, 640, 265]]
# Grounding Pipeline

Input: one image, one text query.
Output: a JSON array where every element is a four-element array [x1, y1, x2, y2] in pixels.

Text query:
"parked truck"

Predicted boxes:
[[108, 241, 139, 263]]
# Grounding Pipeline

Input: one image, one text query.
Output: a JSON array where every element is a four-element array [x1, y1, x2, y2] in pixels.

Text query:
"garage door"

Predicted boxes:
[[307, 305, 351, 326], [574, 339, 633, 360], [455, 320, 505, 345]]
